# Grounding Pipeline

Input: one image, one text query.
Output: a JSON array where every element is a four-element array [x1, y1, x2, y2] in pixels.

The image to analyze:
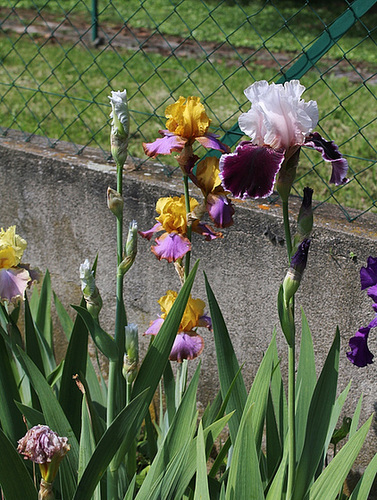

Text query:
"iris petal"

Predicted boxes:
[[0, 267, 30, 303], [138, 222, 163, 241], [347, 325, 374, 367], [304, 132, 348, 185], [169, 332, 204, 362], [143, 131, 186, 157], [360, 256, 377, 290], [206, 193, 235, 228], [151, 232, 191, 262], [219, 141, 285, 199], [196, 134, 231, 153]]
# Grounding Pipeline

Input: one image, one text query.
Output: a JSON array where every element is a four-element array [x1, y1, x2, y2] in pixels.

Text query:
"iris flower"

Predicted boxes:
[[145, 290, 211, 362], [347, 256, 377, 367], [139, 195, 221, 262], [219, 80, 349, 199], [0, 226, 36, 303], [143, 96, 230, 158], [187, 156, 235, 228]]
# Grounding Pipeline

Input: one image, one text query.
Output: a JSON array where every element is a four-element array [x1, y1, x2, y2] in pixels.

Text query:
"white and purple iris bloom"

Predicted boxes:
[[219, 80, 349, 199], [347, 256, 377, 367]]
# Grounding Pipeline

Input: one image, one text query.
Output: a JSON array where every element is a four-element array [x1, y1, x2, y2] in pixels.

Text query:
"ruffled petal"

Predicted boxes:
[[169, 332, 204, 362], [360, 256, 377, 290], [197, 314, 212, 331], [304, 132, 348, 185], [143, 131, 186, 157], [196, 134, 231, 153], [219, 141, 285, 199], [192, 221, 223, 241], [367, 284, 377, 304], [144, 317, 164, 335], [0, 267, 30, 303], [138, 222, 163, 241], [206, 193, 235, 228], [347, 325, 374, 367], [151, 232, 191, 262]]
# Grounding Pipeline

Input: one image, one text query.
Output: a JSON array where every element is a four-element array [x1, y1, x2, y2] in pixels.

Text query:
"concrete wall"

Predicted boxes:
[[1, 131, 377, 486]]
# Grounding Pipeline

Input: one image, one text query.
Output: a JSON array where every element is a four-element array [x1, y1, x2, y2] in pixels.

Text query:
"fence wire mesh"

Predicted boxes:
[[1, 0, 377, 220]]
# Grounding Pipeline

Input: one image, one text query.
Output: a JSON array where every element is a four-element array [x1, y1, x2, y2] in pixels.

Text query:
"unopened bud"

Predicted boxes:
[[109, 89, 129, 168], [297, 187, 313, 238], [107, 187, 124, 218], [283, 239, 310, 305], [123, 323, 139, 383], [79, 259, 103, 320], [119, 220, 138, 276]]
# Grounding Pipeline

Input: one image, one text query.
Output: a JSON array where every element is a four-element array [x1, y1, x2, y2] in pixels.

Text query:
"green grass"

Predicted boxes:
[[0, 0, 377, 214]]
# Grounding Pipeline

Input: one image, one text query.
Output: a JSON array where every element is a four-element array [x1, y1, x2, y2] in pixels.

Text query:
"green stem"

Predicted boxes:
[[282, 199, 292, 260], [282, 197, 296, 500], [286, 341, 296, 500], [183, 174, 192, 281], [107, 162, 127, 500]]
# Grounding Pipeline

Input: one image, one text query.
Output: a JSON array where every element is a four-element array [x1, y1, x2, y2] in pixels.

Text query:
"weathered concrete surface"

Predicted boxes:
[[1, 130, 377, 491]]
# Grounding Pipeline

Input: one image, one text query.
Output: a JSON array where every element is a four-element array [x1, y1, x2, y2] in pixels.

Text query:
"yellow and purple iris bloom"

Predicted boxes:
[[145, 290, 211, 362], [219, 80, 349, 199], [139, 195, 221, 262], [143, 96, 230, 157], [347, 256, 377, 367], [187, 156, 235, 228], [0, 226, 35, 303]]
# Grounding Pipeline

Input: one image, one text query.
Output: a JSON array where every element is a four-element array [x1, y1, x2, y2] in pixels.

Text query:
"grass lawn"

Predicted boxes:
[[0, 0, 377, 214]]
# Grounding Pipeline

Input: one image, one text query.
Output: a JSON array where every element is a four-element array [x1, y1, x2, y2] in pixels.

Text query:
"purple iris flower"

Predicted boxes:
[[347, 257, 377, 367], [219, 80, 348, 199]]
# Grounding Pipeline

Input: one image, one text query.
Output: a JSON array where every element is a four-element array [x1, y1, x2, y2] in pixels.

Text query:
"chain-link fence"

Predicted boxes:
[[1, 0, 377, 220]]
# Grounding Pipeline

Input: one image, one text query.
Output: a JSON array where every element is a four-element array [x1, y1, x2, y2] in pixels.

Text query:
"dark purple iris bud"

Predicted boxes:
[[282, 239, 311, 305], [297, 187, 314, 240]]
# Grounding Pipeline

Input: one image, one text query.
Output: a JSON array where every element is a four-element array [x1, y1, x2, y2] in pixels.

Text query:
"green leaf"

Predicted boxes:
[[194, 421, 210, 500], [16, 348, 79, 500], [132, 260, 199, 404], [204, 272, 247, 444], [226, 405, 265, 500], [24, 295, 45, 377], [265, 439, 289, 500], [73, 389, 150, 500], [123, 475, 137, 500], [78, 393, 101, 500], [244, 333, 276, 450], [53, 292, 74, 340], [47, 359, 64, 387], [15, 402, 45, 427], [307, 416, 373, 500], [136, 363, 201, 499], [35, 269, 53, 348], [296, 309, 316, 460], [0, 333, 24, 442], [0, 428, 38, 500], [348, 450, 377, 500], [349, 394, 363, 440], [292, 327, 340, 500], [59, 299, 89, 439], [72, 305, 118, 361]]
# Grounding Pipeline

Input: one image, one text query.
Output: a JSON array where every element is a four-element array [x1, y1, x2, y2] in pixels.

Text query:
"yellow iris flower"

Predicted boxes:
[[156, 195, 198, 234], [158, 290, 205, 332], [165, 96, 211, 140], [0, 226, 27, 269]]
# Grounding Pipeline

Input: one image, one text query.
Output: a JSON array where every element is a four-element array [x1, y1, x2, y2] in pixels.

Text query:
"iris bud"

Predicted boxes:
[[283, 239, 310, 305], [123, 323, 139, 383], [119, 220, 138, 276], [109, 89, 129, 168], [79, 259, 103, 320], [107, 187, 124, 218]]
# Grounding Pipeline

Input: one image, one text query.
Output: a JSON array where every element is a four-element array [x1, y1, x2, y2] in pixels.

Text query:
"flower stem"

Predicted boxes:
[[107, 162, 127, 500], [282, 199, 292, 260], [282, 198, 296, 500], [183, 174, 192, 281]]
